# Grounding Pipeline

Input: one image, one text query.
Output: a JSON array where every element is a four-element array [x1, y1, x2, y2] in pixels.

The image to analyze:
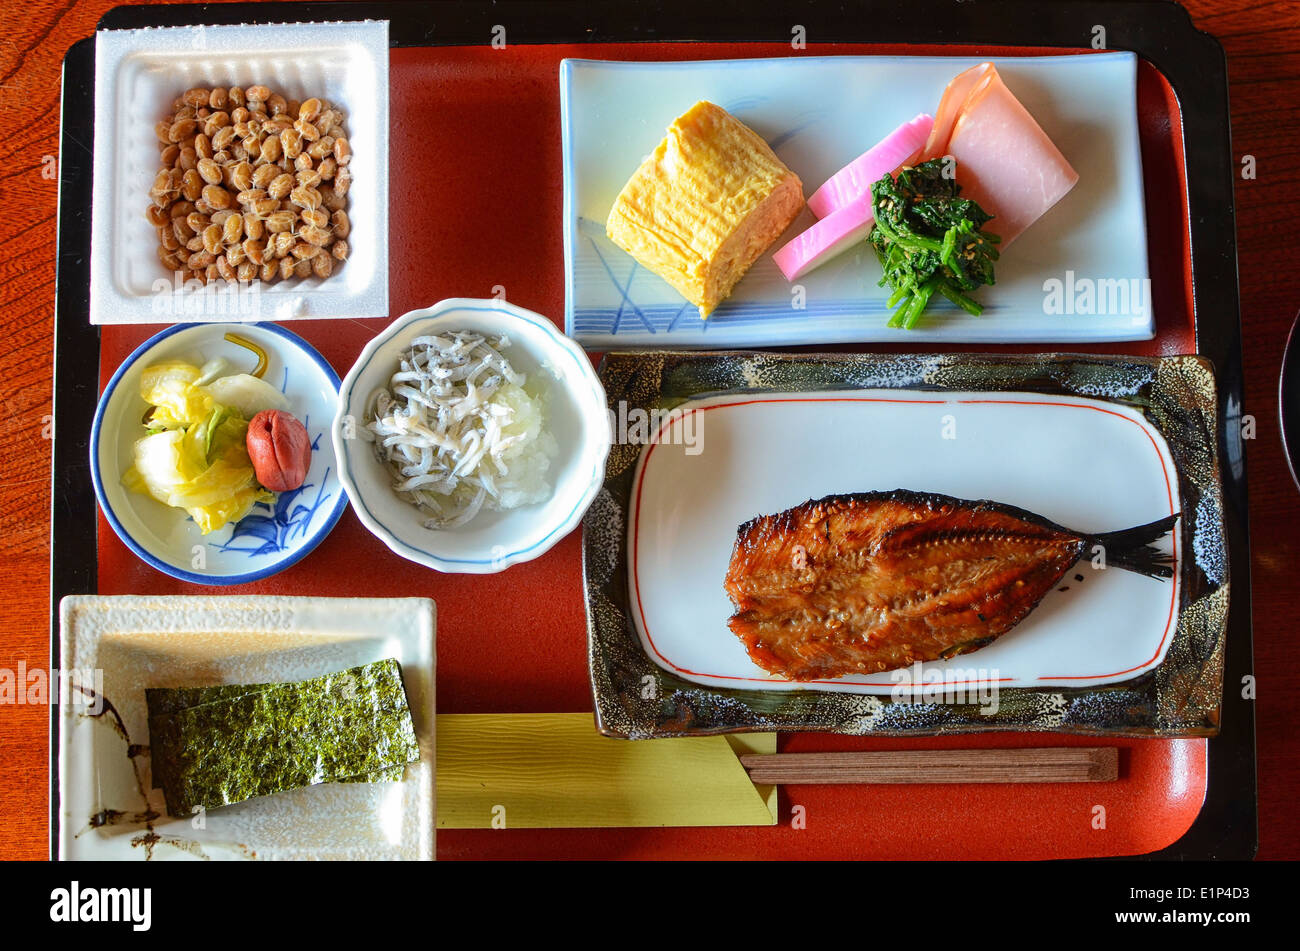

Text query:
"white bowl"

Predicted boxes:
[[91, 322, 348, 584], [334, 299, 611, 573], [91, 20, 389, 324]]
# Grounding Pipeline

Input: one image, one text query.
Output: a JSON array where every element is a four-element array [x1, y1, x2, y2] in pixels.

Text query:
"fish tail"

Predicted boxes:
[[1087, 513, 1180, 579]]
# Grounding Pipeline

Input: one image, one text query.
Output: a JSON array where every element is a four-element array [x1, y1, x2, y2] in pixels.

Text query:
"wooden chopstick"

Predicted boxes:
[[740, 747, 1118, 785]]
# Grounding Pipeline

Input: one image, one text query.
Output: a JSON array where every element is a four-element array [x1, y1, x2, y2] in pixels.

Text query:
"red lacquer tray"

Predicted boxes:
[[52, 1, 1256, 860]]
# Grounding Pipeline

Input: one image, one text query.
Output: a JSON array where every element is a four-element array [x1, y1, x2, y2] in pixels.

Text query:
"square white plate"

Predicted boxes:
[[562, 53, 1151, 348], [91, 21, 389, 324], [628, 391, 1180, 692], [58, 595, 435, 860]]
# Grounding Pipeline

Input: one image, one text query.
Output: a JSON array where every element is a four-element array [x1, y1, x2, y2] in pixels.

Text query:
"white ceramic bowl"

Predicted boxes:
[[91, 322, 348, 584], [334, 299, 611, 573]]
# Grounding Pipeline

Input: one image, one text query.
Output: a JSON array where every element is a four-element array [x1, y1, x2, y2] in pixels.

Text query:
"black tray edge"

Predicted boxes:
[[52, 0, 1255, 861]]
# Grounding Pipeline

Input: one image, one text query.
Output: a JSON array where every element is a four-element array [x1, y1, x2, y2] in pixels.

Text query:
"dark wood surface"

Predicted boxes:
[[1, 0, 1296, 860]]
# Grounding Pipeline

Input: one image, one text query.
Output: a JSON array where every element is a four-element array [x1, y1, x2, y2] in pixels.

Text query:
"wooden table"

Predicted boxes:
[[2, 0, 1296, 860]]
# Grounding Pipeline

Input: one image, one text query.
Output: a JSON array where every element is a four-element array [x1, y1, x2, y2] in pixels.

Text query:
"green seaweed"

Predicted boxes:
[[150, 660, 419, 817], [148, 683, 272, 791], [150, 681, 405, 793]]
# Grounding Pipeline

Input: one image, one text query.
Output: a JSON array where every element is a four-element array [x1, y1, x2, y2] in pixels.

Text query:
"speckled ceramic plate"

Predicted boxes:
[[584, 351, 1228, 738], [57, 595, 435, 860]]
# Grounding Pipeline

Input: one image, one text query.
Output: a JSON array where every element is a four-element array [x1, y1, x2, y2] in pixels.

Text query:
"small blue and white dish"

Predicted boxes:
[[91, 322, 348, 585]]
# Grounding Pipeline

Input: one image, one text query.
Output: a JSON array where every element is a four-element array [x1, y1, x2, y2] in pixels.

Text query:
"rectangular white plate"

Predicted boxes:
[[91, 21, 389, 324], [562, 53, 1151, 348], [628, 391, 1180, 692], [58, 595, 435, 860]]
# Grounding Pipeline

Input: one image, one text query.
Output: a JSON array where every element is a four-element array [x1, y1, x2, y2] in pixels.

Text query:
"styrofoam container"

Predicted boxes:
[[91, 21, 389, 324]]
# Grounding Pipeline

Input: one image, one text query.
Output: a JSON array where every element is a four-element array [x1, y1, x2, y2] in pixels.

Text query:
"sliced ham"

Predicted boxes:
[[921, 64, 992, 161], [922, 63, 1078, 245]]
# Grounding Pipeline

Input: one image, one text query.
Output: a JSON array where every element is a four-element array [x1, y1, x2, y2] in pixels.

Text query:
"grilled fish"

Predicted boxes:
[[724, 489, 1177, 681]]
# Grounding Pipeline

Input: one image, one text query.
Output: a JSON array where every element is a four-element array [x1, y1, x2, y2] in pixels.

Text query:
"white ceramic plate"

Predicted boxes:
[[628, 391, 1181, 692], [334, 298, 611, 574], [91, 322, 347, 584], [91, 20, 389, 324], [562, 53, 1150, 348], [57, 595, 435, 861]]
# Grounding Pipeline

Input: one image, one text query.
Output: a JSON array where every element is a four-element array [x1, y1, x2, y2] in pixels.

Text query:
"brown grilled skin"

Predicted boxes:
[[723, 490, 1088, 681]]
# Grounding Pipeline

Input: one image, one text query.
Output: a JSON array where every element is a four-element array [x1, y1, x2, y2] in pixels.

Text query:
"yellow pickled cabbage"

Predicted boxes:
[[124, 360, 274, 534]]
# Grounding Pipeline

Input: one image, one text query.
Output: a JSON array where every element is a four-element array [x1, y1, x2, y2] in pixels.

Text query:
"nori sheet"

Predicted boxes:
[[149, 683, 404, 790], [148, 683, 271, 791], [150, 660, 419, 817]]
